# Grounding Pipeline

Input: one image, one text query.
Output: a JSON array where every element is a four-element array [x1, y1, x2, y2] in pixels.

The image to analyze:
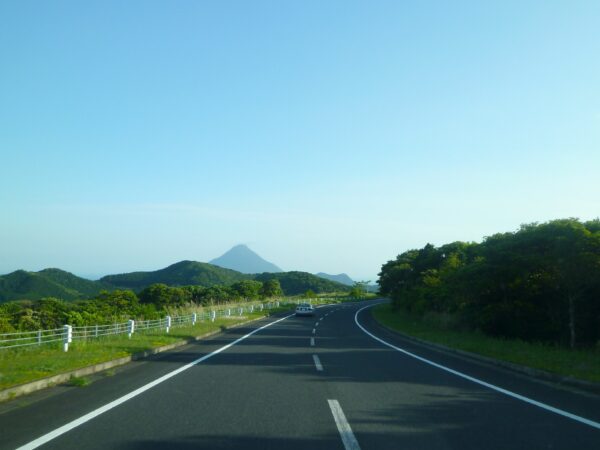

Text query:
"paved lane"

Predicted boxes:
[[1, 300, 599, 449], [314, 302, 600, 449]]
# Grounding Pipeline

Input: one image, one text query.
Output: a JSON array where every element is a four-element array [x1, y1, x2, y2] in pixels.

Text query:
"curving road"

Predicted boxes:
[[1, 300, 599, 449]]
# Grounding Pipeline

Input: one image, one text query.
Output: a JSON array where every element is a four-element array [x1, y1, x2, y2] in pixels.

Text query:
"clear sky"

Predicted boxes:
[[1, 1, 599, 282]]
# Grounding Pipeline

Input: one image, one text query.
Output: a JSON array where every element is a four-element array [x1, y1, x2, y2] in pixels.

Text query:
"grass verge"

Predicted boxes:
[[371, 303, 600, 384], [0, 308, 289, 391]]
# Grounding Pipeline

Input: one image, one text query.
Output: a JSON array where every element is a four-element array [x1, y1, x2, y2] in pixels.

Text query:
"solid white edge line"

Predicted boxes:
[[313, 354, 323, 371], [328, 399, 361, 450], [17, 313, 295, 450], [354, 304, 600, 431]]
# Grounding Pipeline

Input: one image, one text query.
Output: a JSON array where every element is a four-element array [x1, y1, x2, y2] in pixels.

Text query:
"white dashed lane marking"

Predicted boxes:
[[328, 399, 361, 450], [313, 354, 323, 371]]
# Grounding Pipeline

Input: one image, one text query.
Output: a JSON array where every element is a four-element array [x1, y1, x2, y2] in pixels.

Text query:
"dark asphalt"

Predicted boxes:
[[1, 300, 599, 449]]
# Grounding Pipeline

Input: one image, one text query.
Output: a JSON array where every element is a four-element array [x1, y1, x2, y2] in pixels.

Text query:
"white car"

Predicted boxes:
[[295, 303, 315, 316]]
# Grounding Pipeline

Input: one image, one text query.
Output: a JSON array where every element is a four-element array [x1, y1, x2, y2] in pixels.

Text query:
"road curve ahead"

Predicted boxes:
[[1, 300, 599, 450]]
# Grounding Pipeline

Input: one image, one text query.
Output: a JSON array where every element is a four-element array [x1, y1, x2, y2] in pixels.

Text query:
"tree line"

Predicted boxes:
[[378, 219, 600, 348], [0, 279, 283, 333]]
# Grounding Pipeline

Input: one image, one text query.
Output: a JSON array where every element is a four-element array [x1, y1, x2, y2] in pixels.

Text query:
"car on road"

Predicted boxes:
[[295, 303, 315, 316]]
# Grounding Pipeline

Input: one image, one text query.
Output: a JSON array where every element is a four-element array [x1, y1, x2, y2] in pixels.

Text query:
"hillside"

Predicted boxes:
[[1, 262, 349, 303], [0, 269, 108, 303], [210, 245, 282, 273], [100, 260, 250, 290], [316, 272, 354, 286], [254, 271, 349, 296]]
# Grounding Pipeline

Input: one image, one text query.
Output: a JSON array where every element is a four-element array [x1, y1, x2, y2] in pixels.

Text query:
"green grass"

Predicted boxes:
[[68, 376, 91, 387], [372, 303, 600, 384], [0, 308, 288, 391]]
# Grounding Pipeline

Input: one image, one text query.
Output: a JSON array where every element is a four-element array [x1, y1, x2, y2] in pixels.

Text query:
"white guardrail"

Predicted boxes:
[[0, 301, 284, 352]]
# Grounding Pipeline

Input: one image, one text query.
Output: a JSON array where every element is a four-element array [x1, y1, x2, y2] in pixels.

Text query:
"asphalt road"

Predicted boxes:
[[1, 300, 599, 449]]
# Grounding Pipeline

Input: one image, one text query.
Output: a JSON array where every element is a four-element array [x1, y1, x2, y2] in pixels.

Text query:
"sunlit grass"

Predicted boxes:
[[0, 309, 285, 390], [0, 299, 351, 392], [372, 303, 600, 383]]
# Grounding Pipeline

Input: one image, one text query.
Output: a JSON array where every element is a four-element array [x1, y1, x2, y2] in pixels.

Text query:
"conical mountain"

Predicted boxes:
[[210, 245, 282, 274]]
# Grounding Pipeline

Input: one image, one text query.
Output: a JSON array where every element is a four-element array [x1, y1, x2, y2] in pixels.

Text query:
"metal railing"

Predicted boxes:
[[0, 301, 282, 351]]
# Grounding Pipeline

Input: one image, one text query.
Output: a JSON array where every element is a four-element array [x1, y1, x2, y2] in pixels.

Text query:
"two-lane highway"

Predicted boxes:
[[1, 300, 599, 449]]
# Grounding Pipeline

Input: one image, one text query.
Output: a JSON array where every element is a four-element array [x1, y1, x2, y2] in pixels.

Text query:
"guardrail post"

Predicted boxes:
[[166, 315, 172, 333], [95, 324, 99, 337], [250, 305, 254, 313], [37, 330, 42, 345], [192, 313, 197, 325], [63, 325, 72, 352], [238, 307, 242, 316], [228, 309, 231, 317], [211, 310, 216, 322], [128, 320, 135, 338], [259, 304, 264, 311], [276, 301, 280, 308]]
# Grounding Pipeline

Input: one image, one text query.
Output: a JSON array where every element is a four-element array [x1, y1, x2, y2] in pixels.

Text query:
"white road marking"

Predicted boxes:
[[315, 322, 320, 327], [328, 399, 361, 450], [354, 304, 600, 431], [16, 313, 296, 450], [313, 354, 323, 371], [310, 337, 315, 346], [312, 328, 316, 334]]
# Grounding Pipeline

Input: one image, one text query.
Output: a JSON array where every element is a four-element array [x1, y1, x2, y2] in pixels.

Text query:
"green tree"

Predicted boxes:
[[349, 281, 369, 298], [377, 218, 600, 347], [37, 297, 69, 329], [93, 289, 140, 320], [231, 280, 263, 301], [260, 279, 283, 298], [138, 284, 189, 309]]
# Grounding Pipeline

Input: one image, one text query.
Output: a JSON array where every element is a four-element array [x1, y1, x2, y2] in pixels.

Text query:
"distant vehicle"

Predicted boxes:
[[295, 303, 315, 316]]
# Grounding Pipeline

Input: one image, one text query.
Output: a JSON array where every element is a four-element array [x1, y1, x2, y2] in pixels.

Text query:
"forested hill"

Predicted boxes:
[[378, 218, 600, 348], [254, 271, 349, 295], [0, 269, 109, 302], [1, 262, 350, 303], [100, 261, 250, 290]]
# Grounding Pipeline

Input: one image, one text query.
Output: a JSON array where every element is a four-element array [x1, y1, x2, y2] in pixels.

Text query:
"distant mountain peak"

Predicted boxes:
[[210, 245, 282, 274]]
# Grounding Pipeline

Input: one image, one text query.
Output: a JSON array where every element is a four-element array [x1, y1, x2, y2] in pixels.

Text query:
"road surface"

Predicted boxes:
[[1, 300, 599, 449]]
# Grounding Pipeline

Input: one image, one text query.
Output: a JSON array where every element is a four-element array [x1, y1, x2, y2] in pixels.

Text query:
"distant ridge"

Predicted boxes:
[[316, 272, 354, 286], [0, 268, 109, 302], [210, 245, 282, 274], [100, 261, 249, 290], [254, 271, 349, 295], [0, 258, 351, 303]]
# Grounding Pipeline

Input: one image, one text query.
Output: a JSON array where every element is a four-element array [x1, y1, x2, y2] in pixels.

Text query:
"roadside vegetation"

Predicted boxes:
[[0, 309, 277, 390], [372, 303, 600, 383], [0, 278, 357, 333], [376, 218, 600, 383], [0, 279, 287, 333], [0, 294, 362, 392], [378, 219, 600, 349]]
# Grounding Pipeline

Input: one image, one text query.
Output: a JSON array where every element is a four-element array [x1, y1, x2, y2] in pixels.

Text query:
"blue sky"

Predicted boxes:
[[1, 1, 599, 281]]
